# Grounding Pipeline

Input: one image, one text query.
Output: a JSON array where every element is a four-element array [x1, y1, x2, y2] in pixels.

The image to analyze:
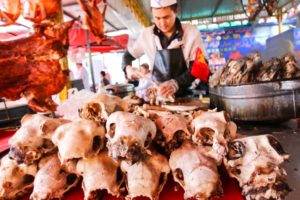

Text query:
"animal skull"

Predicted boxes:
[[149, 111, 191, 155], [0, 155, 37, 199], [52, 119, 105, 171], [79, 93, 129, 123], [106, 111, 156, 163], [191, 110, 237, 164], [76, 151, 125, 200], [120, 151, 170, 200], [30, 154, 79, 200], [169, 141, 222, 199], [8, 114, 69, 165], [224, 135, 291, 200]]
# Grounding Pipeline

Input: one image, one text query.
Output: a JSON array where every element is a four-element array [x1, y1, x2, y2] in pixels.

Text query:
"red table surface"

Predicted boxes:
[[0, 130, 244, 200]]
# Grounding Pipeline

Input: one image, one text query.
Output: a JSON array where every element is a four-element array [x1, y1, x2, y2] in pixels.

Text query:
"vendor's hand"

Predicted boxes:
[[157, 79, 179, 97], [126, 65, 141, 80]]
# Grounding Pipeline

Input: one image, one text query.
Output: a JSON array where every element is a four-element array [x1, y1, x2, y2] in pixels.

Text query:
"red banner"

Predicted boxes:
[[191, 47, 210, 83]]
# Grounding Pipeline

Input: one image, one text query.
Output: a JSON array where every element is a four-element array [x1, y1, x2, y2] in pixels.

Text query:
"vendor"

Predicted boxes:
[[122, 0, 207, 97]]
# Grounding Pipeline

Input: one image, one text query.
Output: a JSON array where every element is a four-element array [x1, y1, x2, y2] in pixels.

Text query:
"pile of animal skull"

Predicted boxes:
[[210, 53, 300, 87], [0, 93, 291, 200]]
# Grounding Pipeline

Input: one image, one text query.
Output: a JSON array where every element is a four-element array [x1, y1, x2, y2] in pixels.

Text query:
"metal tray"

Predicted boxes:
[[209, 78, 300, 121]]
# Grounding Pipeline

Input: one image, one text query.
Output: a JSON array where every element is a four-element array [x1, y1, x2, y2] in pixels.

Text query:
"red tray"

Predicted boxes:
[[0, 130, 244, 200], [0, 129, 16, 153]]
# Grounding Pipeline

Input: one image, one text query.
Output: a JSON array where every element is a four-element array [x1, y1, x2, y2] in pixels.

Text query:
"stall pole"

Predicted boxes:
[[277, 8, 283, 34], [85, 30, 96, 92], [54, 4, 71, 102]]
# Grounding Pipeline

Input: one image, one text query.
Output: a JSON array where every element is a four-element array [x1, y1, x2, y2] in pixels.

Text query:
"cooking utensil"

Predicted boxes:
[[104, 84, 135, 98], [210, 78, 300, 121]]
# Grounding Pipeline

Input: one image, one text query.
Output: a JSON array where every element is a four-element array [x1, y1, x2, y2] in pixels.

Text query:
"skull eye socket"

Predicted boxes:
[[198, 128, 214, 145], [267, 136, 286, 155], [88, 103, 100, 114], [116, 167, 124, 184], [144, 132, 152, 148], [174, 168, 184, 182], [42, 139, 55, 150], [168, 131, 186, 151], [92, 136, 102, 152], [227, 141, 245, 160], [108, 123, 116, 138], [23, 174, 34, 185], [66, 173, 77, 185], [159, 172, 166, 185]]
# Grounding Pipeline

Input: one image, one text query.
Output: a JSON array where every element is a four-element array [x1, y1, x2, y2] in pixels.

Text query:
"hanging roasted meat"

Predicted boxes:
[[0, 22, 74, 112], [0, 0, 61, 25], [22, 0, 62, 23], [247, 0, 263, 21], [245, 0, 279, 21], [78, 0, 107, 43], [263, 0, 279, 16], [0, 0, 21, 26]]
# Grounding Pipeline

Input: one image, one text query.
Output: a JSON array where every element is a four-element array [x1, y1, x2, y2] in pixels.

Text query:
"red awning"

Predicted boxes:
[[68, 26, 128, 53], [0, 25, 128, 53]]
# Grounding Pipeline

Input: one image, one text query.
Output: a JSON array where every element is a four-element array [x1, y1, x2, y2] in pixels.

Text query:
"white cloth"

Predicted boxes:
[[135, 73, 153, 100], [75, 67, 89, 90], [151, 0, 177, 8], [128, 24, 206, 71]]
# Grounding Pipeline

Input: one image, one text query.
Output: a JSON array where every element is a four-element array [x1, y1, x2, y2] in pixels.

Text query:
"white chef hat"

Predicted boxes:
[[151, 0, 177, 8]]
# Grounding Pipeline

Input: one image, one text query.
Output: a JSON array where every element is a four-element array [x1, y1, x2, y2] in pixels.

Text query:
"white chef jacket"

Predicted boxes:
[[75, 67, 89, 90], [128, 24, 207, 70]]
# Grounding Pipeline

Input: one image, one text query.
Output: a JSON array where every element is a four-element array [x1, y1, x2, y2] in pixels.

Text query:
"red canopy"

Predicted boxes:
[[0, 26, 128, 53], [68, 27, 128, 53]]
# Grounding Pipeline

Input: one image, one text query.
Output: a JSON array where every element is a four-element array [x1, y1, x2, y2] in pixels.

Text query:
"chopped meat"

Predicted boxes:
[[146, 87, 175, 105], [0, 0, 21, 26], [22, 0, 61, 23]]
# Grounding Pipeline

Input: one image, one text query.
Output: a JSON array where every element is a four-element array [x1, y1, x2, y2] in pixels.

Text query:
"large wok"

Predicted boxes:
[[209, 78, 300, 121]]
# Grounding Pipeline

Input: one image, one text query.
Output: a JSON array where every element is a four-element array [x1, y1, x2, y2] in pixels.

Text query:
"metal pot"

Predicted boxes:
[[104, 83, 135, 98], [209, 78, 300, 121]]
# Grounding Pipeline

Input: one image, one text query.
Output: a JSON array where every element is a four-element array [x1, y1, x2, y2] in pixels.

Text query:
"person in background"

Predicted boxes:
[[74, 62, 89, 90], [100, 71, 110, 86], [135, 63, 153, 100], [127, 76, 139, 87], [208, 52, 226, 73], [122, 0, 207, 98]]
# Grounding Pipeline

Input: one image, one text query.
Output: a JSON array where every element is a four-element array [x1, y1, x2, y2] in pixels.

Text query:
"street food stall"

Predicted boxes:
[[0, 0, 299, 200]]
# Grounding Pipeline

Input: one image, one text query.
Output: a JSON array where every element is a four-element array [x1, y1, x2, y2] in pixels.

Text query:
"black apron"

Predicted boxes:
[[152, 47, 189, 97]]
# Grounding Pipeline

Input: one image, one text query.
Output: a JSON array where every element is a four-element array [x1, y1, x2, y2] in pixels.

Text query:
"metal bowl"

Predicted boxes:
[[209, 78, 300, 121], [104, 84, 135, 98]]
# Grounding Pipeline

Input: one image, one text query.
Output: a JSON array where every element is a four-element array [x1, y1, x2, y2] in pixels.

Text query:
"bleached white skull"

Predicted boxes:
[[106, 111, 156, 163], [191, 110, 237, 164], [149, 111, 191, 155], [52, 119, 105, 171], [79, 93, 129, 123], [30, 154, 79, 200], [0, 155, 37, 199], [76, 151, 125, 200], [9, 114, 69, 164], [224, 135, 291, 200], [169, 141, 222, 199], [120, 151, 170, 200]]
